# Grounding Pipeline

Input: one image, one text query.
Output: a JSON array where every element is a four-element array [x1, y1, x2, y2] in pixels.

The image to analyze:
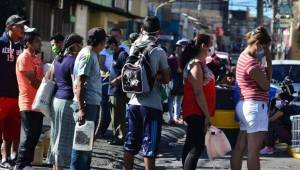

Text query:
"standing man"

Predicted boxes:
[[15, 31, 44, 170], [97, 45, 113, 137], [123, 16, 170, 170], [106, 36, 128, 145], [110, 28, 129, 53], [71, 27, 107, 170], [0, 14, 26, 169], [50, 33, 64, 56]]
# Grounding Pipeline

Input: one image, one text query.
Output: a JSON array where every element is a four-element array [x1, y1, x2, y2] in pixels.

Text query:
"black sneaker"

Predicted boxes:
[[0, 160, 13, 169], [8, 158, 17, 167]]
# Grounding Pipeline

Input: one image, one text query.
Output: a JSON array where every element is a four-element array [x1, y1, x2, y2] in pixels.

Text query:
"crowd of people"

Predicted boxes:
[[0, 13, 287, 170]]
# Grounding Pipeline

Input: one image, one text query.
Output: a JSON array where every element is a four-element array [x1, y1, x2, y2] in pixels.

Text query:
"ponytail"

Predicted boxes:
[[179, 40, 198, 69]]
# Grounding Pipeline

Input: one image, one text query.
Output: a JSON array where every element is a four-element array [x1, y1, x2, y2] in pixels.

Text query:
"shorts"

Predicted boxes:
[[0, 98, 21, 140], [124, 105, 162, 158], [236, 100, 268, 133]]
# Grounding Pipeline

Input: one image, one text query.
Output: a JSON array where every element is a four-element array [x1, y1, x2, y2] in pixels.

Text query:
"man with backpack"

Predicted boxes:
[[123, 16, 170, 170]]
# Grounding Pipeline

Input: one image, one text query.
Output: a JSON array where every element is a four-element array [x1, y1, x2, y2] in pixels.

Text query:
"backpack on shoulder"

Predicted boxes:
[[121, 44, 156, 94]]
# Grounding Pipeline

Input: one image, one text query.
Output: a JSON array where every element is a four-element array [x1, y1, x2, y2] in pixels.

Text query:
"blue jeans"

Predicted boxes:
[[168, 95, 183, 120], [70, 104, 99, 170]]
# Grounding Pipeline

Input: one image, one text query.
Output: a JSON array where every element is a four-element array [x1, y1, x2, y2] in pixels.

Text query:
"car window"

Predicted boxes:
[[272, 65, 300, 83]]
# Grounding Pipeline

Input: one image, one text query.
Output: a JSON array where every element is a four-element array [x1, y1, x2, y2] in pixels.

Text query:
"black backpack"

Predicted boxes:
[[121, 44, 157, 94]]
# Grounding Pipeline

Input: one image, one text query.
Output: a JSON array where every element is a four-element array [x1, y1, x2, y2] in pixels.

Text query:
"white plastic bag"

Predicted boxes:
[[205, 126, 231, 160], [72, 121, 95, 151], [32, 78, 56, 117]]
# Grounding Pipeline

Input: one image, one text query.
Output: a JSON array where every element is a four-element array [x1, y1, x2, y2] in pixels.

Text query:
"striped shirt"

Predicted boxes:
[[236, 52, 268, 102]]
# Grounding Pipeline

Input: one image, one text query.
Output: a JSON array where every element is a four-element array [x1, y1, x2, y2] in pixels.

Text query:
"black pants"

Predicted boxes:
[[15, 111, 43, 169], [182, 115, 205, 170]]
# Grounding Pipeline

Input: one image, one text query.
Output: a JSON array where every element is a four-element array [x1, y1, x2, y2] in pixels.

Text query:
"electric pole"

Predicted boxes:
[[257, 0, 264, 26]]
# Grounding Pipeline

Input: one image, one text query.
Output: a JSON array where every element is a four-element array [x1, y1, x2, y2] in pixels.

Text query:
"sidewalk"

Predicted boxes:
[[90, 115, 187, 169]]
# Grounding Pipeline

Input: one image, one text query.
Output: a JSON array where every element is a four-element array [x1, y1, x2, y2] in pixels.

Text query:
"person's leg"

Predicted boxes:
[[247, 132, 265, 170], [141, 106, 163, 170], [230, 131, 247, 170], [70, 104, 99, 170], [174, 95, 183, 122], [15, 111, 43, 169], [183, 116, 205, 170], [0, 98, 20, 167], [110, 96, 118, 140], [70, 150, 91, 170], [264, 121, 276, 147], [168, 95, 174, 122], [98, 79, 111, 136], [4, 99, 20, 162], [115, 95, 127, 141], [123, 105, 143, 170], [124, 152, 135, 170], [182, 119, 192, 167]]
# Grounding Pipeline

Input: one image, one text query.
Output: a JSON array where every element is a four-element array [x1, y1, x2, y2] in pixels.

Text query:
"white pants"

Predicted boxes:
[[236, 100, 269, 133]]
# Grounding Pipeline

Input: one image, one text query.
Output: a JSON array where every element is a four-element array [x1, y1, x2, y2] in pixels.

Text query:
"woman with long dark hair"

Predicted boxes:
[[180, 34, 215, 170], [231, 26, 272, 170], [46, 34, 83, 170]]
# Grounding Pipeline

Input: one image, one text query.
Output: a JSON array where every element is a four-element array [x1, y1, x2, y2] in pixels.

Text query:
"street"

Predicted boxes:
[[31, 115, 300, 170]]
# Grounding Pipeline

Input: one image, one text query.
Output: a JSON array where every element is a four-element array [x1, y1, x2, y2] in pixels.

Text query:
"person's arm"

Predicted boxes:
[[248, 54, 271, 91], [18, 55, 41, 89], [74, 49, 92, 125], [99, 54, 108, 73], [157, 69, 170, 84], [269, 110, 284, 122], [75, 75, 87, 125], [23, 71, 41, 89], [157, 49, 170, 84], [190, 63, 211, 126]]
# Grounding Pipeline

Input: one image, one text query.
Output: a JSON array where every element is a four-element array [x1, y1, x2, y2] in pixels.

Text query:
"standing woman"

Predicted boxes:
[[231, 27, 272, 170], [47, 34, 83, 170], [181, 34, 216, 170]]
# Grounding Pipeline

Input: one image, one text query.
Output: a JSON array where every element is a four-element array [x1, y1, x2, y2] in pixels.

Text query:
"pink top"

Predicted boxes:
[[236, 52, 268, 102], [16, 50, 43, 111]]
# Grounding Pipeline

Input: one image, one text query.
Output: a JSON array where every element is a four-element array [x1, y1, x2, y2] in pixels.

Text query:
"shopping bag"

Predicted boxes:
[[72, 121, 95, 151], [32, 61, 56, 117], [32, 78, 56, 117], [205, 126, 231, 160]]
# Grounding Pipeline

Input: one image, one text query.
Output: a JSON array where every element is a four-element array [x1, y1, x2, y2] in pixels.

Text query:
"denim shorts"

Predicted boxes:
[[124, 105, 163, 158], [236, 100, 269, 133]]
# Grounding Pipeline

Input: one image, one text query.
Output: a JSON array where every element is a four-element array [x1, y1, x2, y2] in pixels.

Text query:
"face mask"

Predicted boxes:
[[51, 45, 61, 55], [208, 46, 215, 56]]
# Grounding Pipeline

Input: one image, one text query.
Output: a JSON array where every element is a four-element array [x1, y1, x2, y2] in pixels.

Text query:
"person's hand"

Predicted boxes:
[[111, 78, 120, 86], [78, 109, 86, 125], [204, 116, 211, 132]]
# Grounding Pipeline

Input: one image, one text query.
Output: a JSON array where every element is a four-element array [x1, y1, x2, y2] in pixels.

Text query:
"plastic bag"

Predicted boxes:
[[72, 121, 95, 151], [205, 126, 231, 160], [32, 78, 56, 117]]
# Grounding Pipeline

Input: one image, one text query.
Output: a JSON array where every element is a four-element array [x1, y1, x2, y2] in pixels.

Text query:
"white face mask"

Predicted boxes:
[[208, 46, 215, 56]]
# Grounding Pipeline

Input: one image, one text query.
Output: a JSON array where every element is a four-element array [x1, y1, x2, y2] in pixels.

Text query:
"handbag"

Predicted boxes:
[[32, 61, 56, 117], [205, 126, 231, 160]]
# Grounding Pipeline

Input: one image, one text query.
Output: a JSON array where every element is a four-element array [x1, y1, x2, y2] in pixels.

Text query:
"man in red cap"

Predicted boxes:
[[0, 14, 26, 169]]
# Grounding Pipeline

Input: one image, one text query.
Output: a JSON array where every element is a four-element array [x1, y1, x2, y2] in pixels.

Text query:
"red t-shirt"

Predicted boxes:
[[182, 59, 216, 119], [236, 52, 268, 102]]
